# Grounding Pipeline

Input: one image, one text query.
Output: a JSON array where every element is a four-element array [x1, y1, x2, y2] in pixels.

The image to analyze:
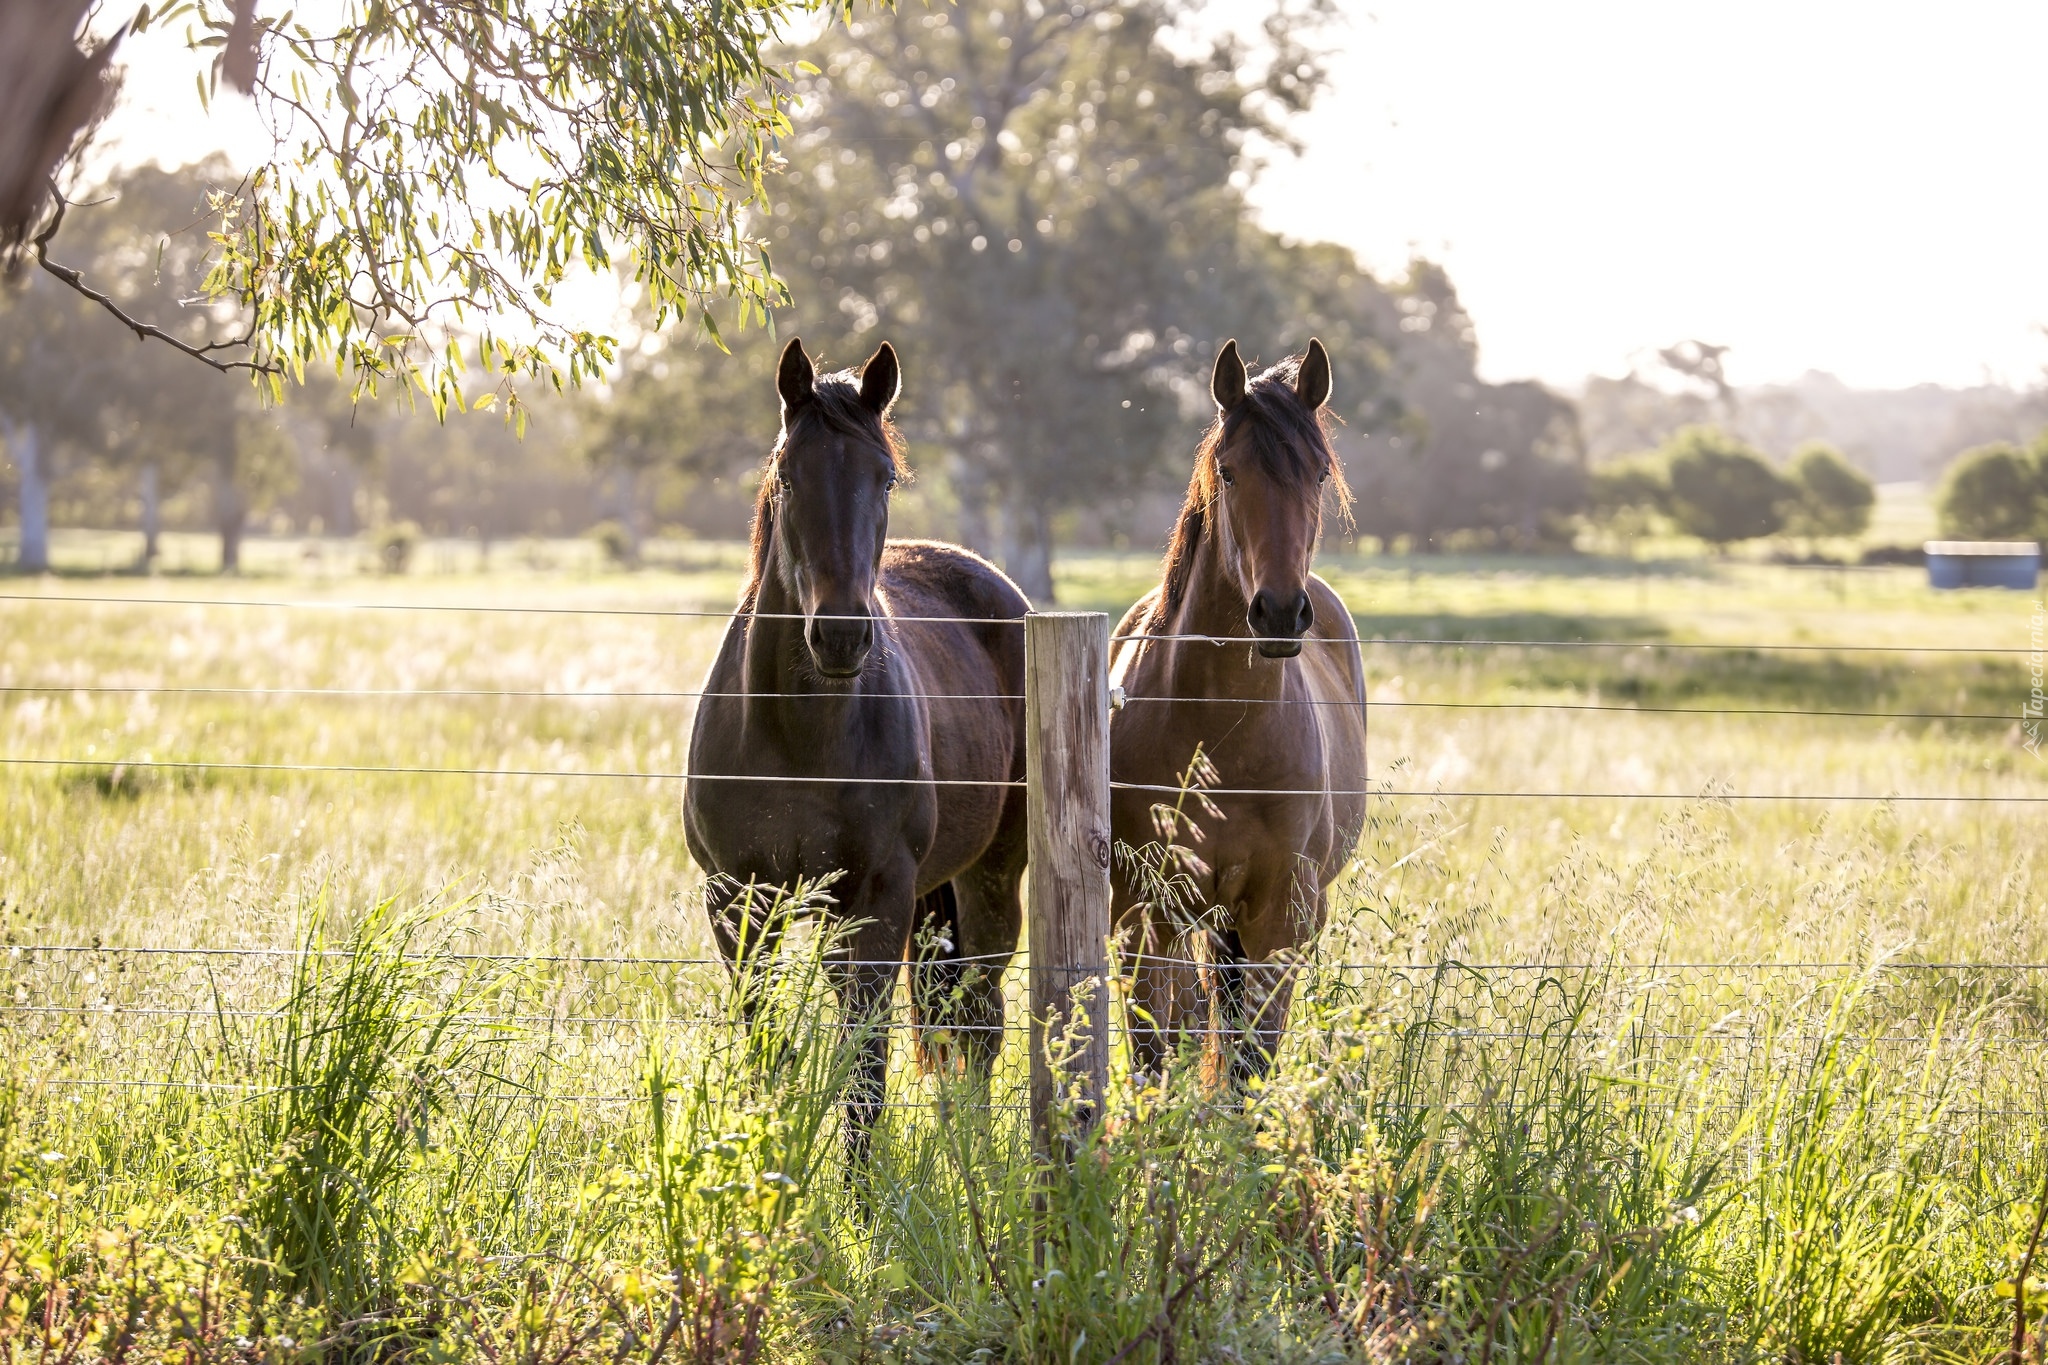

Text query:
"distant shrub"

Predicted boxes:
[[1582, 453, 1669, 553], [1935, 440, 2047, 541], [373, 521, 421, 574], [1785, 441, 1875, 539], [1858, 544, 1926, 566], [588, 519, 638, 568], [1766, 548, 1850, 566], [1588, 453, 1670, 518], [1661, 425, 1795, 547]]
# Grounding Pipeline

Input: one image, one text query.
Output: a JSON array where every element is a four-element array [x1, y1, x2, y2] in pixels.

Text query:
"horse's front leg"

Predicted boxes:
[[914, 826, 1025, 1084], [706, 874, 796, 1068], [1117, 897, 1205, 1085], [1224, 865, 1325, 1087], [826, 858, 918, 1172]]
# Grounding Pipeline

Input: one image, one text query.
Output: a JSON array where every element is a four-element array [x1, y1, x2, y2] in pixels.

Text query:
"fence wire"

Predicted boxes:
[[0, 590, 2029, 653], [0, 682, 2019, 725], [4, 752, 2041, 803]]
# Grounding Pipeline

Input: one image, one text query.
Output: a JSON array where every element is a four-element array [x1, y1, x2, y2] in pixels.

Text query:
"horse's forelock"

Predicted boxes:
[[1226, 355, 1348, 506], [784, 371, 908, 472], [1157, 350, 1351, 620], [741, 369, 908, 611]]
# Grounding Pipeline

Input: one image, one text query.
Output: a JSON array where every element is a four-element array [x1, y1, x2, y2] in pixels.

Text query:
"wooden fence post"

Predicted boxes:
[[1025, 610, 1113, 1155]]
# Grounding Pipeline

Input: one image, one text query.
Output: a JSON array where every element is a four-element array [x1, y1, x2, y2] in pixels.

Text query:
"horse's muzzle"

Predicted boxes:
[[1248, 588, 1312, 659], [806, 613, 875, 678]]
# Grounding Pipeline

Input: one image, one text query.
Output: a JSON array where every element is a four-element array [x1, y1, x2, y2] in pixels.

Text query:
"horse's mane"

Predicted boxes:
[[1155, 351, 1351, 623], [740, 369, 908, 612]]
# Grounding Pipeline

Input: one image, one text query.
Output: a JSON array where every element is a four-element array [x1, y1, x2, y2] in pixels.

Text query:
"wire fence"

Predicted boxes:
[[4, 947, 2044, 1136], [1, 594, 2036, 804], [3, 591, 2044, 1141]]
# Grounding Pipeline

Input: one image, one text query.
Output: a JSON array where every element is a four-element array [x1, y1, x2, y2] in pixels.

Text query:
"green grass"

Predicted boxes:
[[1, 545, 2045, 1360]]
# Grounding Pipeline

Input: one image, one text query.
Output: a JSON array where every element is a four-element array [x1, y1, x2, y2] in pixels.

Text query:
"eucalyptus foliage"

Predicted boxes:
[[136, 0, 816, 417]]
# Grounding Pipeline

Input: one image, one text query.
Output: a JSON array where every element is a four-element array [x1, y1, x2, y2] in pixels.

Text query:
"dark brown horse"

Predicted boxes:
[[684, 338, 1030, 1160], [1107, 338, 1368, 1083]]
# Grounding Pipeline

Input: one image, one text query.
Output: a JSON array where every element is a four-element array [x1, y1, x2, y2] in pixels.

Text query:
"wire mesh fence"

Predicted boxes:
[[6, 946, 2043, 1144]]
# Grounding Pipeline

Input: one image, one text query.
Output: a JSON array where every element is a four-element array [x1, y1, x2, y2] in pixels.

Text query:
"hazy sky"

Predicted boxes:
[[1246, 1, 2048, 390], [94, 1, 2048, 392]]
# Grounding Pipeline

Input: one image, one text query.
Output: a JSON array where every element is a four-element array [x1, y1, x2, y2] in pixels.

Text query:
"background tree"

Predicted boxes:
[[768, 0, 1334, 597], [1655, 340, 1737, 420], [1661, 425, 1794, 549], [2, 160, 298, 570], [1578, 371, 1716, 462], [1935, 439, 2048, 541], [586, 0, 1338, 598], [0, 255, 102, 570], [1342, 261, 1585, 551], [578, 339, 781, 562], [1584, 452, 1670, 555], [1784, 440, 1875, 540]]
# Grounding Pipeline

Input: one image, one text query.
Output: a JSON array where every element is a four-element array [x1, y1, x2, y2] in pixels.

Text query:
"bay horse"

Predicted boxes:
[[1107, 338, 1368, 1084], [684, 338, 1031, 1162]]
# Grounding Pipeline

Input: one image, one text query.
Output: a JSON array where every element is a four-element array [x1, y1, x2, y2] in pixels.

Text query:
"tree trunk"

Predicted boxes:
[[8, 419, 49, 572], [1410, 463, 1437, 555], [951, 454, 996, 561], [0, 0, 119, 257], [613, 463, 643, 562], [1005, 498, 1055, 604], [214, 459, 246, 574], [1410, 506, 1435, 555], [330, 456, 359, 536], [138, 461, 160, 569]]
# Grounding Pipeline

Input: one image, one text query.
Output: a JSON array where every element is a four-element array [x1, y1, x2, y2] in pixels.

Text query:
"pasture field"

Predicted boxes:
[[0, 542, 2045, 1362]]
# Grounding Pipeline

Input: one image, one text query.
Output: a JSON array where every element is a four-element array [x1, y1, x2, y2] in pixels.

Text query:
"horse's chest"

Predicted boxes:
[[1110, 695, 1338, 883], [1120, 698, 1327, 791], [684, 708, 935, 883], [693, 806, 904, 890]]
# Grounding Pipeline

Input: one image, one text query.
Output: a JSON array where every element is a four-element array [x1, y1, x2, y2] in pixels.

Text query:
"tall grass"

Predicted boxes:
[[219, 892, 527, 1318], [2, 562, 2044, 1358], [1, 887, 2042, 1360], [1717, 991, 1947, 1364]]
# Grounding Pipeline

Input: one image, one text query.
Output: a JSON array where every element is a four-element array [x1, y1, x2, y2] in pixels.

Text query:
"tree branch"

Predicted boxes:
[[32, 183, 277, 377]]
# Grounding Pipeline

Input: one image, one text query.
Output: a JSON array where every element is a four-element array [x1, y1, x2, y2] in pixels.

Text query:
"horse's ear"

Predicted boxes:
[[858, 341, 900, 416], [777, 337, 815, 414], [1211, 339, 1247, 412], [1296, 337, 1332, 410]]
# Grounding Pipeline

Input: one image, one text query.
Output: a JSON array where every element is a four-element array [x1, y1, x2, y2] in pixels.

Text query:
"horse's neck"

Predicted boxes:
[[740, 548, 799, 694], [738, 548, 851, 728], [737, 544, 880, 735], [1156, 524, 1291, 703]]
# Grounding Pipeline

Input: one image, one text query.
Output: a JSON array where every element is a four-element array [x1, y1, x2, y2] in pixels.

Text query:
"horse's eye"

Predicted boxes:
[[1319, 468, 1330, 484], [885, 475, 898, 492], [1219, 467, 1235, 488]]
